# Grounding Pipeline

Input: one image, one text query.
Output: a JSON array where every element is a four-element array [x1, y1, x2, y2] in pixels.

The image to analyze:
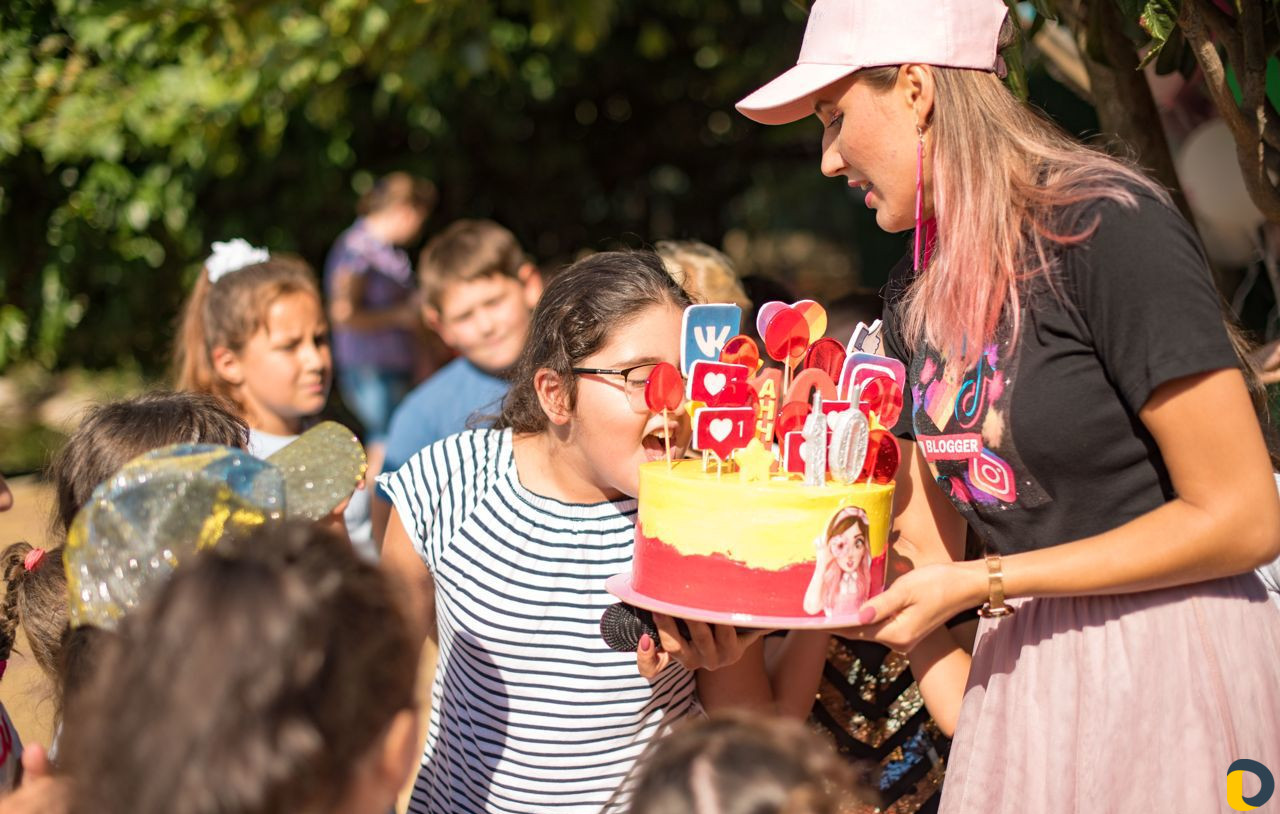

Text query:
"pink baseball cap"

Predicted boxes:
[[736, 0, 1009, 125]]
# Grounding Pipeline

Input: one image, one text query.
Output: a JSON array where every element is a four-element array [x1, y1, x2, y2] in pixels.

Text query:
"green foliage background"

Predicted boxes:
[[1, 0, 895, 373], [0, 0, 1203, 377]]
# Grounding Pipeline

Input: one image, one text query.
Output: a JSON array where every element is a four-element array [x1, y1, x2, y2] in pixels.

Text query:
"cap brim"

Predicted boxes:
[[736, 63, 860, 125]]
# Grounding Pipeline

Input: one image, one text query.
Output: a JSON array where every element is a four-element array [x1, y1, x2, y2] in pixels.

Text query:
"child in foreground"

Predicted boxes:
[[627, 713, 877, 814], [58, 521, 420, 814]]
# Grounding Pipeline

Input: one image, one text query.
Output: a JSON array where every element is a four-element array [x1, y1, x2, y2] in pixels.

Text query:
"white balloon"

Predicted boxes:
[[1175, 118, 1266, 268]]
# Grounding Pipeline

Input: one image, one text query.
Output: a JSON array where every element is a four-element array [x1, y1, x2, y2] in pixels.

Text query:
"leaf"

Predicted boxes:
[[1000, 0, 1030, 100], [1135, 0, 1179, 68]]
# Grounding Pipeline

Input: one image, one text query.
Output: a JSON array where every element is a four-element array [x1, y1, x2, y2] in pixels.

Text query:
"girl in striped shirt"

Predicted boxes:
[[379, 251, 769, 814]]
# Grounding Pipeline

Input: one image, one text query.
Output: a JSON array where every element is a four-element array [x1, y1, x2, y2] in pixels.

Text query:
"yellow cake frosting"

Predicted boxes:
[[637, 460, 894, 570]]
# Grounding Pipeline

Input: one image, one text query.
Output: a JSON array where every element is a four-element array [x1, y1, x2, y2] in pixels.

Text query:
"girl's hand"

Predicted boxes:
[[0, 745, 69, 814], [635, 614, 770, 678], [838, 561, 985, 653]]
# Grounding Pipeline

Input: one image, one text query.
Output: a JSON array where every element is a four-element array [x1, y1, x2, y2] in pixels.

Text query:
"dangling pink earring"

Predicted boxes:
[[913, 124, 925, 273]]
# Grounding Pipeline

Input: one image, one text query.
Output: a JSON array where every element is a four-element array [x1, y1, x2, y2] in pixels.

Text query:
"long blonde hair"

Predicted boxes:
[[864, 63, 1167, 374]]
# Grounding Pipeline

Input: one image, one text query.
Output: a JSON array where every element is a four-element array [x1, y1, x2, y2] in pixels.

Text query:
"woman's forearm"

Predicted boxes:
[[1001, 495, 1279, 600]]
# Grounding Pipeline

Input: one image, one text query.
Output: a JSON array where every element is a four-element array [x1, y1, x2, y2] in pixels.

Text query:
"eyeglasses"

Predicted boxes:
[[570, 363, 681, 414]]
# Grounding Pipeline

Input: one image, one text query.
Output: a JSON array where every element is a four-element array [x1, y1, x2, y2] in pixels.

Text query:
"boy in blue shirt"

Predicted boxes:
[[371, 219, 542, 542]]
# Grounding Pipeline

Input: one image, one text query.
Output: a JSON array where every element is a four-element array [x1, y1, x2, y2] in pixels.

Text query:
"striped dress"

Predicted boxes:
[[379, 428, 699, 814]]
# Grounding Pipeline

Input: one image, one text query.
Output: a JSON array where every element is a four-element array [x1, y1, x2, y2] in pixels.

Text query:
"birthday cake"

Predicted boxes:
[[632, 461, 893, 617], [612, 300, 907, 623]]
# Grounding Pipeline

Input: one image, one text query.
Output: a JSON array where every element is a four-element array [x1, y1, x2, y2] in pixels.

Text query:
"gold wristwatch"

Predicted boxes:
[[977, 553, 1016, 618]]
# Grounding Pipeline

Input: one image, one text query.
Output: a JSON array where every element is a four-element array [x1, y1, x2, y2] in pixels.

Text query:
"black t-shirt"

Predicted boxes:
[[883, 190, 1239, 554]]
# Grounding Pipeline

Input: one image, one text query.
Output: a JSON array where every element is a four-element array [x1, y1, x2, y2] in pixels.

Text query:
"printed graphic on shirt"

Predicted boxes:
[[910, 336, 1049, 515]]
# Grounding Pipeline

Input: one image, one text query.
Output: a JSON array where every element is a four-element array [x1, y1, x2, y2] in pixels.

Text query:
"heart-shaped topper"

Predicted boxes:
[[762, 305, 810, 364], [755, 301, 787, 341], [687, 360, 751, 408], [644, 362, 684, 413], [692, 407, 755, 459], [792, 300, 828, 345]]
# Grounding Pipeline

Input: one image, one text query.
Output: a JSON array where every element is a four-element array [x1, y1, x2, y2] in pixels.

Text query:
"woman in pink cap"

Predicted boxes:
[[738, 1, 1280, 811]]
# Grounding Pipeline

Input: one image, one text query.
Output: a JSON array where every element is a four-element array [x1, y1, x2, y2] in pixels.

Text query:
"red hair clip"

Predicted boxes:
[[23, 547, 45, 572]]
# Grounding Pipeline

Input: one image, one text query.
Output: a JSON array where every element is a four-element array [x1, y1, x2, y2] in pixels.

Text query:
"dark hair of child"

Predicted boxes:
[[59, 520, 418, 814], [48, 391, 249, 537], [416, 218, 527, 310], [627, 712, 878, 814], [496, 250, 692, 435], [356, 171, 437, 217]]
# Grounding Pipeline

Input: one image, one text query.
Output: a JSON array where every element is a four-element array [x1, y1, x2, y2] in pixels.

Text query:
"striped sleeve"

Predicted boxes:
[[376, 429, 509, 571]]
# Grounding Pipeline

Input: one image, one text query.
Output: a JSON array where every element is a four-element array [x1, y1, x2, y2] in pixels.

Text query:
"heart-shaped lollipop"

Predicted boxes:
[[645, 361, 684, 467], [762, 306, 809, 364], [792, 300, 828, 345], [644, 362, 684, 413], [755, 302, 787, 341]]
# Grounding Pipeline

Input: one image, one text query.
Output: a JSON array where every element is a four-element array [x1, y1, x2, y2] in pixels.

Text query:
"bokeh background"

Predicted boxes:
[[1, 0, 1277, 472]]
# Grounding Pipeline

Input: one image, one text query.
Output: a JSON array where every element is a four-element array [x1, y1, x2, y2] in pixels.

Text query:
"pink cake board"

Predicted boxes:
[[605, 573, 869, 631]]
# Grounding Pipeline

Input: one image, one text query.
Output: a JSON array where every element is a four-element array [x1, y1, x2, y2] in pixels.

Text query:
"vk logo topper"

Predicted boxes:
[[1229, 759, 1275, 811], [681, 304, 742, 376]]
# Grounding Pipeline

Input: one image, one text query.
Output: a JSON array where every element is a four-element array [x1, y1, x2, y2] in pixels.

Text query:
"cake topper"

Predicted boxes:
[[849, 319, 884, 355], [860, 429, 901, 484], [792, 300, 828, 345], [761, 305, 810, 394], [692, 406, 755, 476], [687, 360, 751, 408], [680, 304, 742, 376], [755, 301, 786, 339], [644, 362, 684, 467], [803, 337, 847, 382], [828, 407, 870, 483], [800, 391, 827, 487], [675, 301, 907, 489], [719, 335, 761, 373], [734, 438, 775, 483], [839, 352, 907, 403]]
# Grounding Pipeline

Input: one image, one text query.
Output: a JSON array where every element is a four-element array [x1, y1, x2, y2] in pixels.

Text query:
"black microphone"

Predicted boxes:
[[599, 603, 691, 652]]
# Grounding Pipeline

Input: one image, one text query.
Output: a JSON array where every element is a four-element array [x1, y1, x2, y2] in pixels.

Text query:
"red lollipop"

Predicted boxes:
[[763, 306, 809, 364], [775, 401, 811, 442], [857, 375, 904, 429], [644, 362, 683, 467], [644, 362, 683, 413], [720, 334, 761, 372], [803, 337, 847, 382], [858, 429, 901, 484]]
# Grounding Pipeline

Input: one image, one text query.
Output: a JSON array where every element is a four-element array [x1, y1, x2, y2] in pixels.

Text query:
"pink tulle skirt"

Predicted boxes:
[[940, 573, 1280, 813]]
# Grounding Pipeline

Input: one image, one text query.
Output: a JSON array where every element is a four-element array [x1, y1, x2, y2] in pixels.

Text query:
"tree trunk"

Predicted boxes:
[[1062, 0, 1194, 224]]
